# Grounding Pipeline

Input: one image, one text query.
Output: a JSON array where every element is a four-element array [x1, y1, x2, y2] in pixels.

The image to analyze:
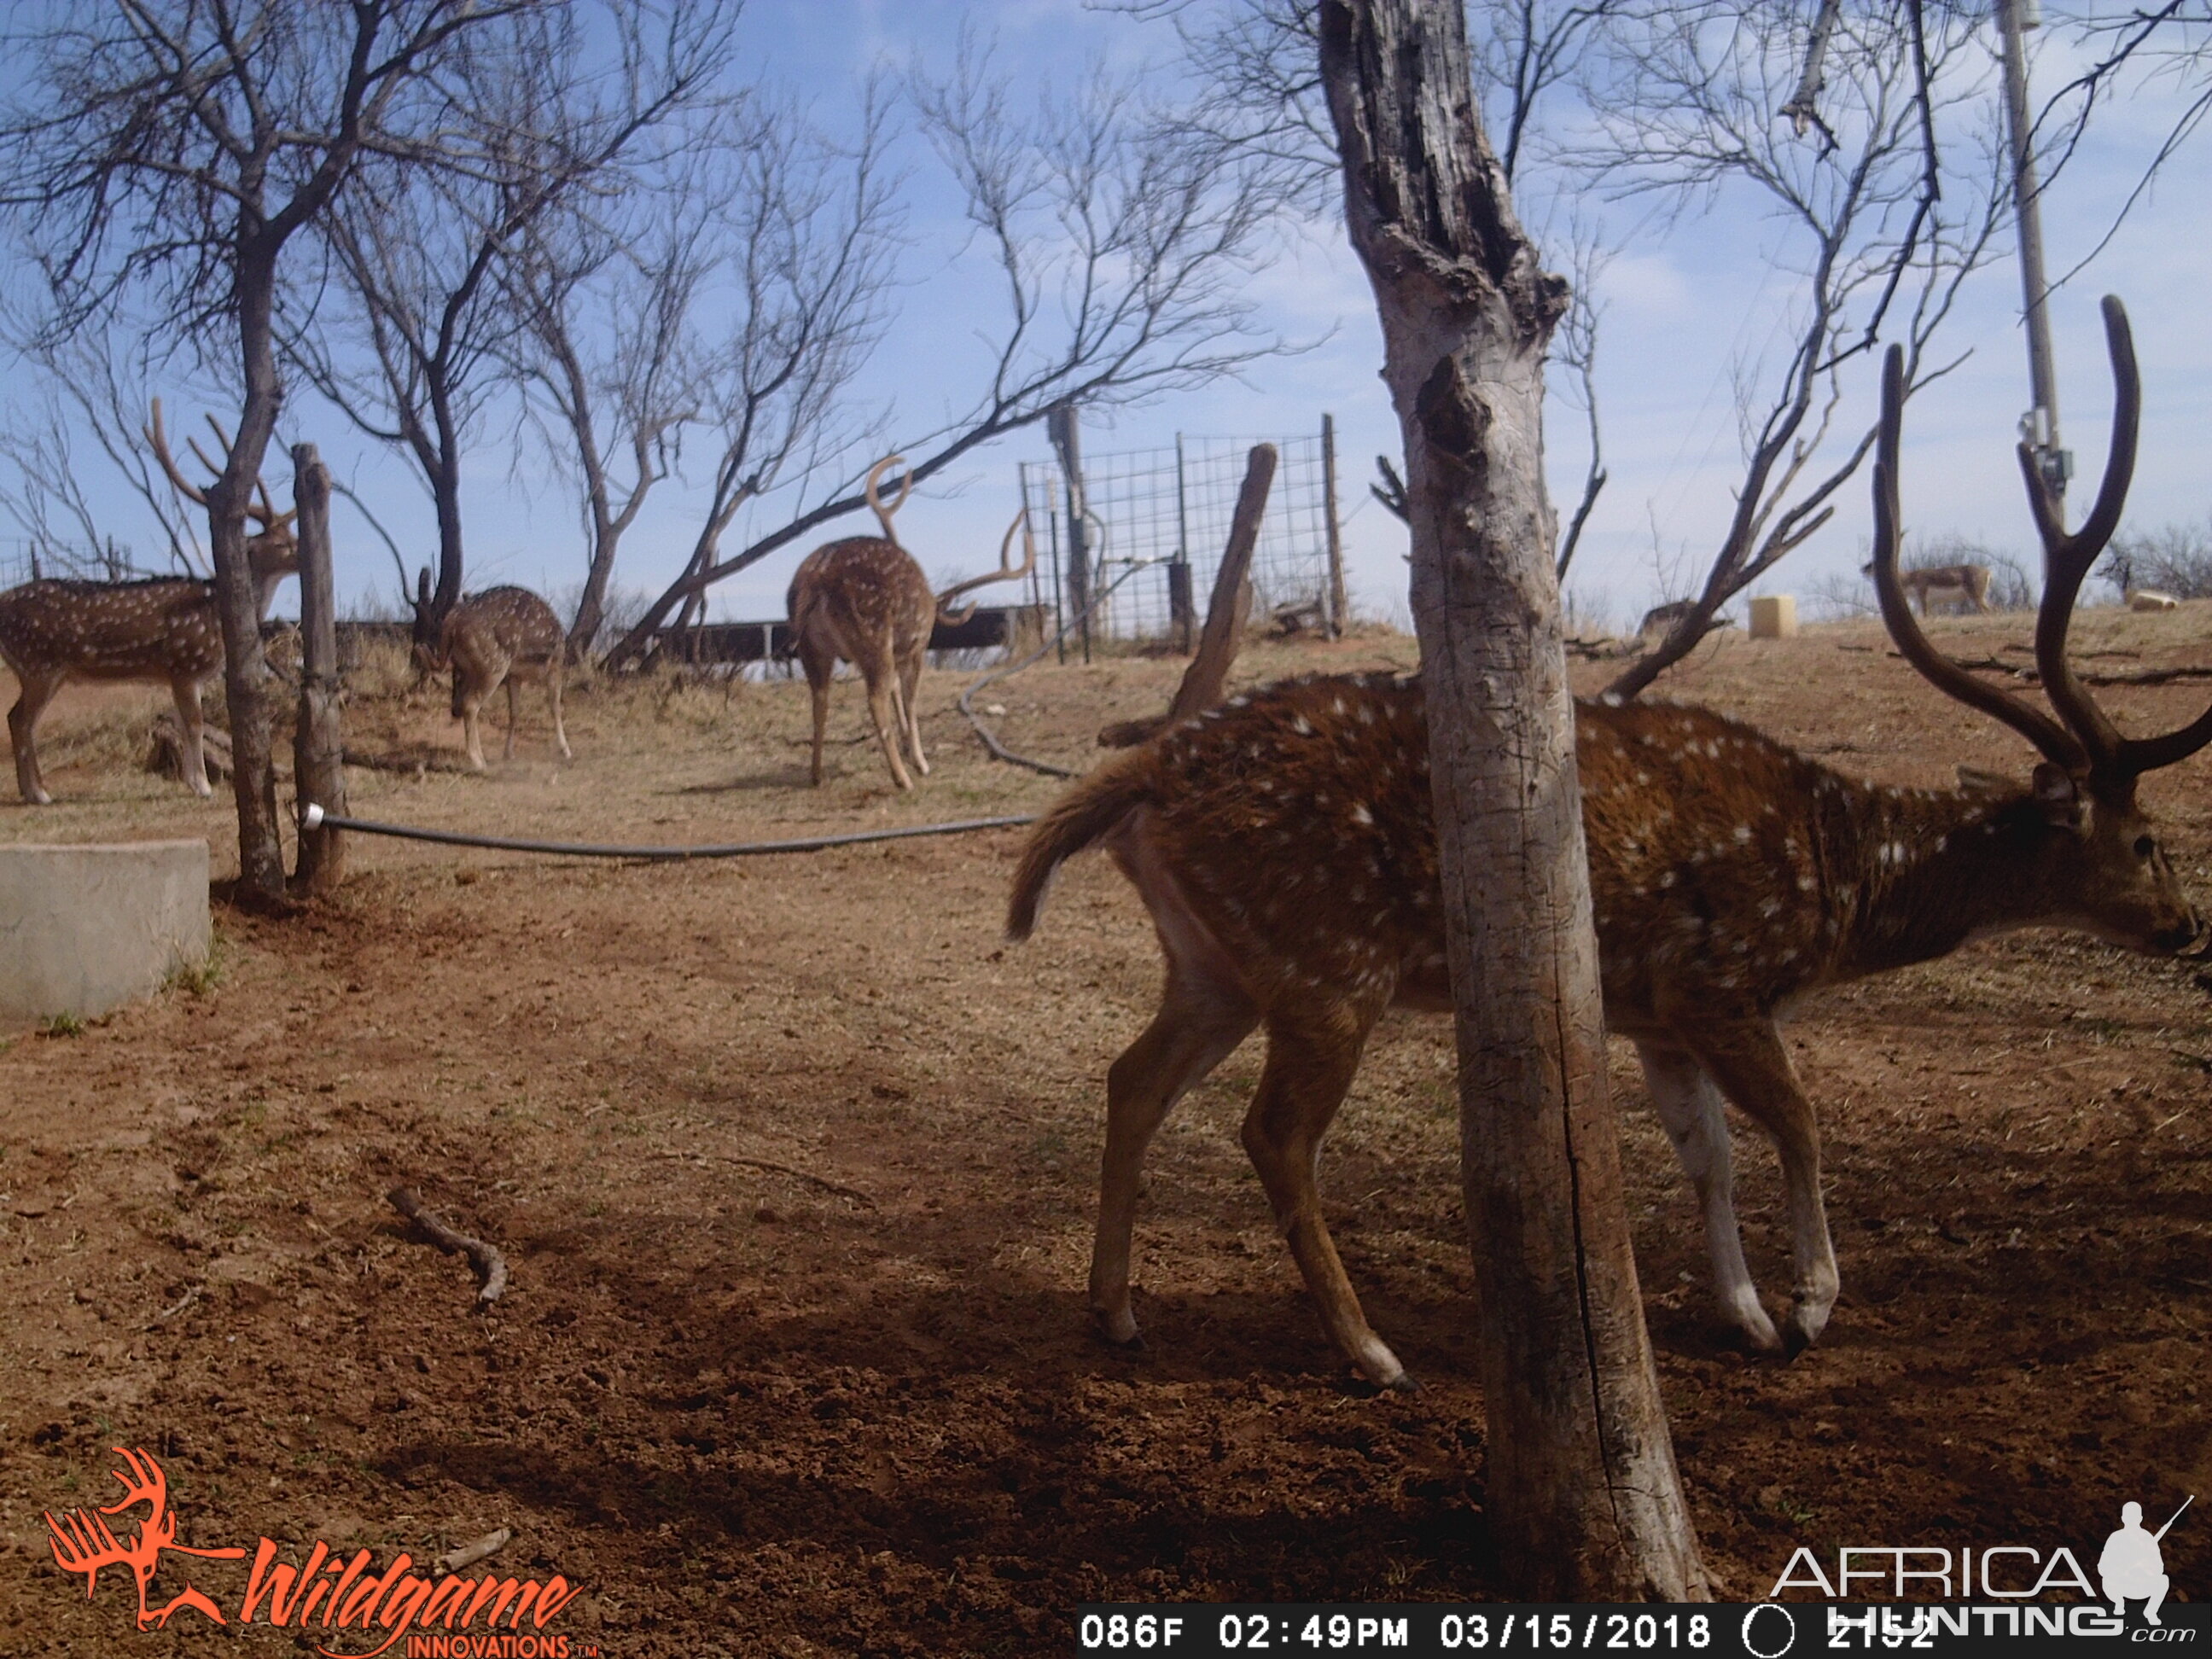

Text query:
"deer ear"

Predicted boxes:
[[2029, 763, 2084, 828], [1954, 765, 2015, 797]]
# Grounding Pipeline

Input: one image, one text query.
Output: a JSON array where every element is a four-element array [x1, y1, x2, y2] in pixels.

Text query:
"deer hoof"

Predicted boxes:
[[1781, 1305, 1829, 1359], [1094, 1307, 1145, 1349]]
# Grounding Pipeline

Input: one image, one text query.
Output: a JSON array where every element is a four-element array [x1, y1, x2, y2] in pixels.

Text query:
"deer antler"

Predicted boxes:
[[1870, 346, 2087, 771], [934, 508, 1039, 625], [2024, 298, 2212, 780], [146, 399, 211, 510], [864, 455, 913, 542], [144, 401, 295, 531]]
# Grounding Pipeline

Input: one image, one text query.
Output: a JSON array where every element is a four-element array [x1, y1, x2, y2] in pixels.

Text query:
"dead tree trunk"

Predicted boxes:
[[1318, 0, 1707, 1601], [290, 444, 345, 895]]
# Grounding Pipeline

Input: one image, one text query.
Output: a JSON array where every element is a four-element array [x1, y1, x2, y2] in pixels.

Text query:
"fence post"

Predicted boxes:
[[1171, 434, 1196, 653], [1049, 405, 1093, 663], [1322, 412, 1348, 638], [290, 444, 346, 895]]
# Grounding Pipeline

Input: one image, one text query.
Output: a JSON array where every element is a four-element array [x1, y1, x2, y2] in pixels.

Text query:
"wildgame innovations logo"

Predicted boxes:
[[43, 1446, 591, 1657], [1766, 1493, 2197, 1641]]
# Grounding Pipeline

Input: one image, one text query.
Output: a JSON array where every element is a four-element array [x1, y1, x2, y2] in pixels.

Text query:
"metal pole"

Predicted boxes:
[[1996, 0, 2070, 504], [1322, 413, 1348, 637]]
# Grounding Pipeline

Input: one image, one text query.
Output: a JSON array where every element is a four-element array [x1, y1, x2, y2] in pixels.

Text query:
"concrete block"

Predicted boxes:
[[0, 841, 210, 1031], [1749, 594, 1797, 639]]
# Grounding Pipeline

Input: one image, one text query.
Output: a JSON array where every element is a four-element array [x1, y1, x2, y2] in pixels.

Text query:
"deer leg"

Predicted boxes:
[[503, 674, 520, 760], [167, 672, 213, 799], [1240, 1000, 1409, 1389], [899, 649, 928, 777], [1633, 1039, 1781, 1352], [548, 661, 572, 760], [799, 640, 835, 786], [1091, 967, 1258, 1350], [864, 659, 915, 791], [457, 677, 489, 771], [8, 667, 61, 805], [1680, 1022, 1839, 1354]]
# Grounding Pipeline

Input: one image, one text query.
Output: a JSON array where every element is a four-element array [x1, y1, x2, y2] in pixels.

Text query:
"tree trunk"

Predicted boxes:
[[290, 444, 345, 895], [217, 253, 289, 907], [1318, 0, 1707, 1601]]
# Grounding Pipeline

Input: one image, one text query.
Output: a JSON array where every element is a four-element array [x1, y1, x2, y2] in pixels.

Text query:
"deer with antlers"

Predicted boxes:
[[0, 402, 297, 804], [787, 456, 1035, 791], [410, 573, 573, 771], [1009, 298, 2205, 1388]]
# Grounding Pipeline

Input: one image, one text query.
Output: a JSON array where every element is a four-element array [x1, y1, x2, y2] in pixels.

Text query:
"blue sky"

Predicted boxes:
[[8, 0, 2208, 633]]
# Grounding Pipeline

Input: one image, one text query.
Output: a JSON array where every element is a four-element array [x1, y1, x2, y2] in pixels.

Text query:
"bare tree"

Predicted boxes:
[[0, 334, 214, 574], [632, 88, 904, 658], [1152, 0, 1624, 573], [505, 147, 719, 659], [1320, 0, 1706, 1602], [286, 3, 732, 652], [1587, 0, 2007, 701], [603, 48, 1301, 668], [0, 0, 534, 902]]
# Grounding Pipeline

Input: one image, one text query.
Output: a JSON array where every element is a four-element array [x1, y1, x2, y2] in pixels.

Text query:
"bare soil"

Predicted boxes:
[[1, 608, 2208, 1655]]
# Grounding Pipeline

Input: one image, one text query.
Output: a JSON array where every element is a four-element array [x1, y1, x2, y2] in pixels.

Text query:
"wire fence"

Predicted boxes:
[[0, 537, 166, 587], [1018, 420, 1344, 648]]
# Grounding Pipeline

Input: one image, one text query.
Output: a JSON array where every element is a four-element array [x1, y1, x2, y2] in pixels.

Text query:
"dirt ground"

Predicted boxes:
[[1, 605, 2208, 1654]]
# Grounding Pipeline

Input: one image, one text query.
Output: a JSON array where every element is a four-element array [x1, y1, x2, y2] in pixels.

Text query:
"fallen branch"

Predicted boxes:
[[651, 1151, 876, 1208], [143, 1284, 202, 1330], [387, 1185, 509, 1307], [437, 1528, 512, 1574], [342, 748, 478, 775]]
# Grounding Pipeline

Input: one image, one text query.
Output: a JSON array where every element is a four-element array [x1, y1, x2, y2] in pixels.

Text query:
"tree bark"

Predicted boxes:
[[1318, 0, 1707, 1602], [215, 250, 290, 907], [291, 444, 345, 895]]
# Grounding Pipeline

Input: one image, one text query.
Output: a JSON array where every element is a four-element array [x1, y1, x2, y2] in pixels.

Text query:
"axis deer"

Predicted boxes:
[[1861, 561, 1994, 614], [787, 456, 1035, 790], [0, 403, 297, 803], [432, 585, 572, 771], [1008, 298, 2206, 1388]]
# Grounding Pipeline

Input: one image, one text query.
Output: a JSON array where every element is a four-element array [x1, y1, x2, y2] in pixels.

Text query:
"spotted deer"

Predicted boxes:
[[0, 402, 298, 804], [1008, 298, 2205, 1388], [787, 457, 1035, 791], [1861, 561, 1994, 615], [431, 585, 572, 771]]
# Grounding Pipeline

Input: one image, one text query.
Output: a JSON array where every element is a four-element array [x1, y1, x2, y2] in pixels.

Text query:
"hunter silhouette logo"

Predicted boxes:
[[45, 1446, 585, 1657], [44, 1444, 247, 1627]]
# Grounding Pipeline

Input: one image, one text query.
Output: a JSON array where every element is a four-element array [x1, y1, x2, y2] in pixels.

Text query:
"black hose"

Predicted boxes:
[[299, 803, 1033, 861]]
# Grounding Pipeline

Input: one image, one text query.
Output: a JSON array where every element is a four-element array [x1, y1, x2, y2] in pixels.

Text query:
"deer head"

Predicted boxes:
[[1871, 297, 2206, 956]]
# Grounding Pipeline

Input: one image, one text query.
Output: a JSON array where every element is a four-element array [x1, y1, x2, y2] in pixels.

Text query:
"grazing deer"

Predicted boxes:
[[1008, 298, 2205, 1388], [433, 585, 572, 771], [787, 456, 1035, 790], [1862, 560, 1994, 615], [0, 403, 297, 804]]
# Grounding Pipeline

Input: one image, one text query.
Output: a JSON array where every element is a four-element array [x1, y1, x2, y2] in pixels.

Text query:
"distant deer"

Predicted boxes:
[[1009, 298, 2205, 1388], [787, 456, 1034, 790], [421, 580, 572, 771], [0, 402, 297, 804], [1862, 560, 1994, 615]]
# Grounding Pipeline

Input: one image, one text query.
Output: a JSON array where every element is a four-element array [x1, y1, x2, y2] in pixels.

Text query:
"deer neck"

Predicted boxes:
[[1824, 778, 2050, 977]]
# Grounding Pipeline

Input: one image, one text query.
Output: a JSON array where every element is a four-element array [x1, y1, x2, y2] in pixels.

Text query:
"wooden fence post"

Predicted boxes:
[[290, 444, 345, 894]]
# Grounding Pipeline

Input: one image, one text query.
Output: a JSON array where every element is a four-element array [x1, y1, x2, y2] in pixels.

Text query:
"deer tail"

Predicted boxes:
[[1006, 748, 1155, 942]]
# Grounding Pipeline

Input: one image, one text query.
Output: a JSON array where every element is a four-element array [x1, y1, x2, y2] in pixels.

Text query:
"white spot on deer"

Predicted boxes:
[[1291, 714, 1313, 736], [1734, 824, 1753, 842], [1350, 803, 1372, 827]]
